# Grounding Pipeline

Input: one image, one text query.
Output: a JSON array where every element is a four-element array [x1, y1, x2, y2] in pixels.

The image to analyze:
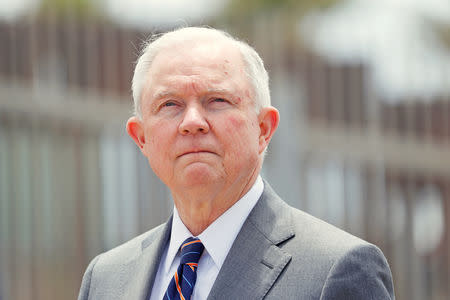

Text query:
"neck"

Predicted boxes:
[[172, 170, 260, 236]]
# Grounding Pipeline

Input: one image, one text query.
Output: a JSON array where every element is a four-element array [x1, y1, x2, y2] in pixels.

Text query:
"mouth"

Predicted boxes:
[[178, 150, 216, 158]]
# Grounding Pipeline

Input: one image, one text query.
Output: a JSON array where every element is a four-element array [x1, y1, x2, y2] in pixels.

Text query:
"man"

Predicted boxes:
[[78, 27, 395, 299]]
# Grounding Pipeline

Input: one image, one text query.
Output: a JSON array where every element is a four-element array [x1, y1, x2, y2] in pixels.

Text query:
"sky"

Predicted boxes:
[[103, 0, 228, 28], [0, 0, 227, 27], [0, 0, 39, 21]]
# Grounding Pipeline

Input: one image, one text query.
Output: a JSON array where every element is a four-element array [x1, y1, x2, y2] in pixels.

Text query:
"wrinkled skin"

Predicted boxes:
[[127, 37, 279, 235]]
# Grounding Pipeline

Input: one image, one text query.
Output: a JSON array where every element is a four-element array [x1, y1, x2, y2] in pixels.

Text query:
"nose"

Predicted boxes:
[[178, 105, 210, 135]]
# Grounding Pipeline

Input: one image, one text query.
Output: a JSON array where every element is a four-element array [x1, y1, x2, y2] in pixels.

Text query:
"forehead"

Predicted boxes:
[[147, 38, 247, 86]]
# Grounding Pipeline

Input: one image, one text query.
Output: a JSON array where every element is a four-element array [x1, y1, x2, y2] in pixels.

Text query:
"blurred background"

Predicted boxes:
[[1, 0, 449, 299]]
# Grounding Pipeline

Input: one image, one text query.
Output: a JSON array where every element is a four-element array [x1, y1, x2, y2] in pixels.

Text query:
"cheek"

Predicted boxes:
[[222, 115, 249, 139], [226, 115, 245, 128], [143, 123, 172, 157], [223, 115, 260, 151], [144, 125, 173, 182]]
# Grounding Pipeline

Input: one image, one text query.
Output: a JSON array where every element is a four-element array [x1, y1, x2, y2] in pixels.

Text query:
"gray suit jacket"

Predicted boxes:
[[78, 182, 395, 299]]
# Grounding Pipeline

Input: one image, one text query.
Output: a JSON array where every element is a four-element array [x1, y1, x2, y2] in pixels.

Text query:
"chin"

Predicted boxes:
[[178, 163, 222, 186]]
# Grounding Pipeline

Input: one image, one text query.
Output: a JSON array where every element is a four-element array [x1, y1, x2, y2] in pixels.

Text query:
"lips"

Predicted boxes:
[[177, 149, 216, 158]]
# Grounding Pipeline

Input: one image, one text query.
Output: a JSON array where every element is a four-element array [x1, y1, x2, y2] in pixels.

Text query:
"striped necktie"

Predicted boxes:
[[163, 237, 204, 300]]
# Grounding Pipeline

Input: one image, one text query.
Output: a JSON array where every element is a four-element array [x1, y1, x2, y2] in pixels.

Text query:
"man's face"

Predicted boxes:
[[128, 39, 272, 195]]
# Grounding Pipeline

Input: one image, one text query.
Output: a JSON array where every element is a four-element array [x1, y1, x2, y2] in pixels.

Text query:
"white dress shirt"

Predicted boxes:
[[149, 176, 264, 300]]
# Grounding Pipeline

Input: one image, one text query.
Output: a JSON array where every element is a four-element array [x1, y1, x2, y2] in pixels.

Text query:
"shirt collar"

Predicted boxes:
[[164, 208, 192, 274], [164, 176, 264, 274]]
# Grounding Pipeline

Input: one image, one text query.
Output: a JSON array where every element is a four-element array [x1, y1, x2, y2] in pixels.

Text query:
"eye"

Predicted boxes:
[[158, 100, 180, 110], [208, 97, 233, 109], [155, 100, 181, 114], [210, 97, 232, 105], [163, 101, 177, 107]]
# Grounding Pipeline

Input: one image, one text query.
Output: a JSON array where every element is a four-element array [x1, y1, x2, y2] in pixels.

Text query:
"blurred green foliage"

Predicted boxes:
[[39, 0, 100, 18], [433, 22, 450, 51], [225, 0, 340, 17]]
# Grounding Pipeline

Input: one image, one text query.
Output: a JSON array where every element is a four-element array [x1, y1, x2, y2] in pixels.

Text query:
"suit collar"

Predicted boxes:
[[126, 181, 295, 300], [121, 216, 173, 300], [247, 180, 295, 245], [207, 181, 295, 299]]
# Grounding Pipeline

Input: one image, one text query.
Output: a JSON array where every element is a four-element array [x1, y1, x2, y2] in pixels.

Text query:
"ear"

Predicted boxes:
[[258, 106, 280, 154], [126, 116, 146, 153]]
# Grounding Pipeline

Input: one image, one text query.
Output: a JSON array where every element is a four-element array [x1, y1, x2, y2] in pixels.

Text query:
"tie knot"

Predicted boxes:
[[180, 237, 204, 265]]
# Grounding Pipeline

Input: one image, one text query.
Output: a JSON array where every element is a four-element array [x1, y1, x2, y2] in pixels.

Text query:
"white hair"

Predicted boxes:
[[131, 27, 271, 118]]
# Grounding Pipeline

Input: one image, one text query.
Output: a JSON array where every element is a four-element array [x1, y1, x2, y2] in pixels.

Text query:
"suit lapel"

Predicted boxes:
[[207, 182, 294, 300], [122, 217, 172, 300]]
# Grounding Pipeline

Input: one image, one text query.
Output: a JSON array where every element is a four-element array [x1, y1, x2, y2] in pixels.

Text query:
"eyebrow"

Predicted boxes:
[[153, 91, 176, 101], [153, 88, 232, 101]]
